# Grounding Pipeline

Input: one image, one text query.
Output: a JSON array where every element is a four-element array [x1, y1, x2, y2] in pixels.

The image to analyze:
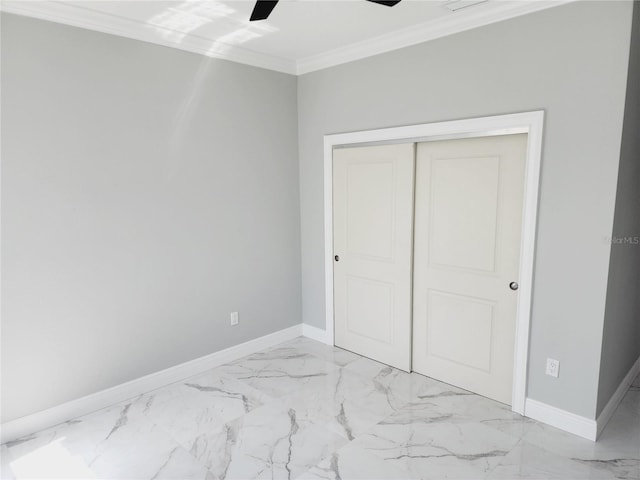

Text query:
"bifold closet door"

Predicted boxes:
[[412, 134, 527, 404], [333, 143, 415, 371]]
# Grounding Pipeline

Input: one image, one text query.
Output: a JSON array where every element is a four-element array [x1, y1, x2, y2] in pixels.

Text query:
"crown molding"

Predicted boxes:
[[295, 0, 573, 75], [0, 0, 298, 75], [1, 0, 572, 76]]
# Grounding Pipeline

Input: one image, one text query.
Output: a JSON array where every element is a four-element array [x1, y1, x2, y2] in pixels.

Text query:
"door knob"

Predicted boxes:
[[335, 255, 340, 262], [509, 282, 519, 291]]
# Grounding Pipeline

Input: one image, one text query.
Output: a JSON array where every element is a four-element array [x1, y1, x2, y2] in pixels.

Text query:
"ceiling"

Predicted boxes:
[[1, 0, 569, 74]]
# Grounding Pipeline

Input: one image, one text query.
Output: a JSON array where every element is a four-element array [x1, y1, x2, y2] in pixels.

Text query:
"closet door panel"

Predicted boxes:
[[412, 134, 527, 404], [333, 143, 415, 371]]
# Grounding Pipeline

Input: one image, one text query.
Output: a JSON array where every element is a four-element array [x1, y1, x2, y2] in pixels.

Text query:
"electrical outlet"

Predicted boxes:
[[230, 312, 239, 326], [546, 358, 560, 378]]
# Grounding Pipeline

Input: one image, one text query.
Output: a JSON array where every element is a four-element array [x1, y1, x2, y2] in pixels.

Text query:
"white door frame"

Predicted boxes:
[[322, 111, 544, 415]]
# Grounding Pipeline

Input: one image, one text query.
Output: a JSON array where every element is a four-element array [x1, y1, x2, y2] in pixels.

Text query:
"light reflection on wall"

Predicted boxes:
[[146, 3, 278, 178], [148, 1, 279, 54], [149, 2, 236, 42]]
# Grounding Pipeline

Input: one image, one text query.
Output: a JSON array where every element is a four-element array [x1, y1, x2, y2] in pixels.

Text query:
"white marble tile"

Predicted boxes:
[[522, 410, 640, 464], [514, 380, 640, 477], [281, 337, 362, 368], [342, 357, 436, 406], [328, 364, 423, 411], [568, 457, 640, 480], [5, 403, 212, 479], [128, 369, 272, 448], [351, 420, 520, 479], [285, 392, 389, 441], [519, 421, 605, 461], [214, 346, 341, 398], [379, 379, 533, 441], [283, 367, 410, 440], [487, 441, 618, 479], [299, 443, 419, 480], [1, 445, 17, 480], [595, 404, 640, 462], [4, 340, 640, 480], [343, 356, 401, 379], [413, 383, 519, 424], [189, 401, 348, 480]]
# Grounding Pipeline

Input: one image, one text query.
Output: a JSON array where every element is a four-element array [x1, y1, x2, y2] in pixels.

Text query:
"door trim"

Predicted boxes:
[[323, 111, 544, 415]]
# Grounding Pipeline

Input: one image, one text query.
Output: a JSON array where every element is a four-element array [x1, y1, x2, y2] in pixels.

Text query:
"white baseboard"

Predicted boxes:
[[596, 355, 640, 438], [0, 324, 303, 445], [525, 398, 597, 441], [302, 324, 331, 345]]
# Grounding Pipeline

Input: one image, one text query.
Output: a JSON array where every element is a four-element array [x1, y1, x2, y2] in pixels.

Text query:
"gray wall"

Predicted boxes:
[[598, 1, 640, 417], [298, 1, 633, 419], [1, 14, 301, 423]]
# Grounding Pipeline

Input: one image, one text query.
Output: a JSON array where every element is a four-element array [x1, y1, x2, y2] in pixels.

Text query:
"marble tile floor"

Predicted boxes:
[[1, 336, 639, 479]]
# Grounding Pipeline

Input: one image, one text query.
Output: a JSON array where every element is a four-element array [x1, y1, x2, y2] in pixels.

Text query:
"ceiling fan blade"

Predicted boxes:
[[365, 0, 402, 6], [250, 0, 279, 21]]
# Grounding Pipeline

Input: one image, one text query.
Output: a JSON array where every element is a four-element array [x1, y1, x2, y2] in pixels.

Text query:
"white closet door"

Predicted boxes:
[[412, 134, 527, 404], [333, 143, 415, 371]]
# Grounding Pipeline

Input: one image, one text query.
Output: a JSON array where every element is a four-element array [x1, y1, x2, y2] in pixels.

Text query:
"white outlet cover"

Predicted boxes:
[[546, 358, 560, 378], [230, 312, 239, 326]]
